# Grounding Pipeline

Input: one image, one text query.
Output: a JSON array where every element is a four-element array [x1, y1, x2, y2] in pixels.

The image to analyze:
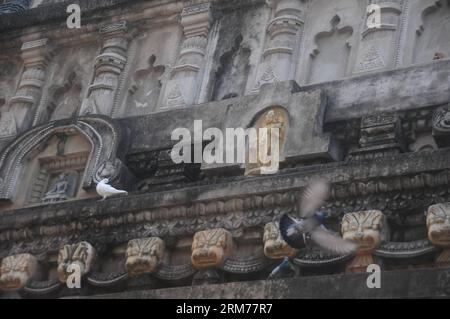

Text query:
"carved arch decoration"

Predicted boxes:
[[0, 115, 129, 201], [413, 0, 450, 63], [307, 15, 354, 84]]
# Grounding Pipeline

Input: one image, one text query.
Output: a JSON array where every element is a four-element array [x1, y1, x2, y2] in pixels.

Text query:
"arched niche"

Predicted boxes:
[[307, 15, 354, 84], [0, 115, 129, 205], [244, 106, 288, 176], [413, 0, 450, 64]]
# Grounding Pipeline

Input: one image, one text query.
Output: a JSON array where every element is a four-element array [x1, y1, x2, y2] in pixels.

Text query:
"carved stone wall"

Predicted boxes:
[[0, 0, 450, 299]]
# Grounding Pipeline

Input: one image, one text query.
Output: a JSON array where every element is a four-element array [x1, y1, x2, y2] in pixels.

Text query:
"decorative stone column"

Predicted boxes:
[[81, 21, 132, 116], [7, 38, 52, 136], [163, 2, 212, 107], [263, 221, 298, 260], [252, 0, 305, 92], [342, 210, 385, 273], [427, 203, 450, 267], [0, 253, 38, 292], [125, 237, 165, 277], [353, 0, 403, 74]]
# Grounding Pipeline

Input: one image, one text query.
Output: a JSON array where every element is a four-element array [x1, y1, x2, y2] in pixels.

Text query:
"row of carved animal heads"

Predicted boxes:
[[1, 205, 450, 291], [265, 206, 450, 272]]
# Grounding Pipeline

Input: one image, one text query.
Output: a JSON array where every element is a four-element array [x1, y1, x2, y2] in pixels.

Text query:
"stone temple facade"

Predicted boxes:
[[0, 0, 450, 299]]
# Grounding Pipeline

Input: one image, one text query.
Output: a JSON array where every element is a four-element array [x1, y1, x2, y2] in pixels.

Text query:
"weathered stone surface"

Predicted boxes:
[[0, 254, 37, 292], [66, 267, 450, 299], [126, 237, 165, 277]]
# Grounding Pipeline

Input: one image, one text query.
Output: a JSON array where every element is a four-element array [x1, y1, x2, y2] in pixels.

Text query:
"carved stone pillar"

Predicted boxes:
[[0, 253, 38, 292], [7, 38, 52, 136], [342, 210, 385, 273], [354, 0, 403, 74], [191, 228, 234, 270], [427, 203, 450, 267], [163, 2, 212, 107], [252, 0, 305, 92], [81, 21, 132, 116], [125, 237, 165, 277], [263, 221, 298, 260]]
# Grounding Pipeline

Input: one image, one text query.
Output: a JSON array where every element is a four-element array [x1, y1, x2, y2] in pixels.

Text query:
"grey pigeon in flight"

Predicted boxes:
[[279, 180, 357, 255]]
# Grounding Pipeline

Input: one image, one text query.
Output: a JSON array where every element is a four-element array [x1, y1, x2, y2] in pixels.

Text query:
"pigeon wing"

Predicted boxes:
[[299, 180, 329, 218], [279, 214, 305, 250], [310, 226, 357, 255]]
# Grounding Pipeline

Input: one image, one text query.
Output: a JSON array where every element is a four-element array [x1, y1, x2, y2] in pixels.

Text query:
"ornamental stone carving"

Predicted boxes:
[[57, 242, 96, 283], [0, 254, 38, 292], [342, 210, 385, 273], [125, 237, 165, 277], [191, 228, 234, 270], [427, 203, 450, 267], [263, 221, 298, 260], [163, 2, 212, 107]]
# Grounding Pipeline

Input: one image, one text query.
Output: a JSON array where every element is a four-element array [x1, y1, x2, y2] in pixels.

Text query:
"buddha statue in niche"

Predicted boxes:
[[245, 108, 287, 176], [42, 173, 77, 203]]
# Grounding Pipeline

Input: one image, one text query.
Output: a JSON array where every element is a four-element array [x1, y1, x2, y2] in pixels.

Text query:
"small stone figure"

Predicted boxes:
[[42, 173, 70, 203]]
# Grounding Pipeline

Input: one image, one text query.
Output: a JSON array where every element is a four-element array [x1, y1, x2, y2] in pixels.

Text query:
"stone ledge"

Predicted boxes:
[[65, 267, 450, 299]]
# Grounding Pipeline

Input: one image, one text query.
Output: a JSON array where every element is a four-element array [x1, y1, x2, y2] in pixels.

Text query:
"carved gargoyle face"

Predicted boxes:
[[427, 204, 450, 247], [0, 254, 37, 291], [57, 242, 96, 283], [125, 237, 165, 277], [263, 222, 298, 259], [342, 211, 384, 253], [191, 229, 233, 270]]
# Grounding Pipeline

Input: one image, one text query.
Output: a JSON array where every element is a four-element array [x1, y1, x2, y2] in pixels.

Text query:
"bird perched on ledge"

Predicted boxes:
[[96, 179, 128, 201], [279, 179, 357, 255]]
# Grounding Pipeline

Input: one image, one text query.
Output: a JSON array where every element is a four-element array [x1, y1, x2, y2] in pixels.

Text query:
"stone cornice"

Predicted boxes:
[[1, 148, 450, 242]]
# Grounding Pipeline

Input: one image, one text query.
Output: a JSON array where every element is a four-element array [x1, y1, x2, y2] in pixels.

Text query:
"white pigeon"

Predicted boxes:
[[96, 179, 128, 201]]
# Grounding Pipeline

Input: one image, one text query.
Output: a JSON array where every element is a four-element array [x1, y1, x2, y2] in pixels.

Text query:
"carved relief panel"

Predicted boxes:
[[412, 0, 450, 64], [191, 228, 234, 270], [0, 59, 21, 138], [297, 0, 362, 85], [342, 210, 386, 273], [263, 221, 298, 259], [125, 237, 165, 277], [114, 23, 179, 117], [35, 44, 98, 125], [427, 203, 450, 267], [57, 241, 96, 283], [0, 254, 38, 292]]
